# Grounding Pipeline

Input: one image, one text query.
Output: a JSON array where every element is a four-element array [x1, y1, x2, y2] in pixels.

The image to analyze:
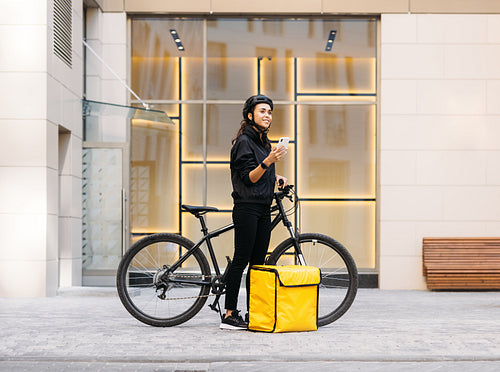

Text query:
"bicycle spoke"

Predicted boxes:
[[268, 233, 358, 326], [117, 233, 211, 327]]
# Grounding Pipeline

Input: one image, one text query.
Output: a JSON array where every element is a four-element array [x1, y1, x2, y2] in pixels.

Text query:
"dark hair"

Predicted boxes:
[[232, 95, 273, 150]]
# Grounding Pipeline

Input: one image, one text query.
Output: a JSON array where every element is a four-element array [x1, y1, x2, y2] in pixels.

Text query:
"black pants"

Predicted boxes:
[[224, 203, 271, 311]]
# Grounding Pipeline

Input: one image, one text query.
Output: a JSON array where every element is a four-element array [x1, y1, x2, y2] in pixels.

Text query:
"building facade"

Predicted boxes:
[[1, 0, 500, 296]]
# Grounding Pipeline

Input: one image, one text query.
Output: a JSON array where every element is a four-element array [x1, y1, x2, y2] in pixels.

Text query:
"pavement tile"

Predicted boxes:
[[1, 289, 499, 371]]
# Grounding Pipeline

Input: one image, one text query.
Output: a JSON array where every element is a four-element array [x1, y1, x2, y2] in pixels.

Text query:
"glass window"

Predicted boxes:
[[131, 17, 377, 271], [297, 105, 376, 198], [181, 104, 203, 161], [206, 104, 240, 161], [181, 164, 204, 207], [206, 164, 233, 209], [131, 120, 179, 234], [299, 201, 376, 269], [266, 104, 294, 141], [132, 19, 203, 100]]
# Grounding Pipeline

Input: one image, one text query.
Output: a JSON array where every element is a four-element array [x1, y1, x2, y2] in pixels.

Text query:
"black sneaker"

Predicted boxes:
[[220, 310, 248, 330]]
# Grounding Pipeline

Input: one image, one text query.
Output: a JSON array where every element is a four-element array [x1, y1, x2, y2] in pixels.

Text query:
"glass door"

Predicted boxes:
[[82, 146, 128, 286], [82, 101, 131, 286]]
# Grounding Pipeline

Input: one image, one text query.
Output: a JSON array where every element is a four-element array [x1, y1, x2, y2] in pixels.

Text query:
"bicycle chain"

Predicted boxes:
[[156, 274, 220, 301], [161, 293, 217, 300]]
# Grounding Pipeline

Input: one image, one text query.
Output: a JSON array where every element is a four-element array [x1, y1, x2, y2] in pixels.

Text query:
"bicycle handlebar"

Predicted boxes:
[[275, 184, 294, 201]]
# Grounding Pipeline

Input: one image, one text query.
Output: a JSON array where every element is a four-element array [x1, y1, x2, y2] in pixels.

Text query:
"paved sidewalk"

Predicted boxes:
[[1, 289, 499, 371]]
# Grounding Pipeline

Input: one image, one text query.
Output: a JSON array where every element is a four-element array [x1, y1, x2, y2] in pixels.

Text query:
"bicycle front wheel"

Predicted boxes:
[[116, 233, 211, 327], [267, 233, 358, 327]]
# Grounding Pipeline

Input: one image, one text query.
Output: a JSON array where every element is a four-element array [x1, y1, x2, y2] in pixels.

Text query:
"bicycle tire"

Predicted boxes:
[[267, 233, 358, 327], [116, 233, 211, 327]]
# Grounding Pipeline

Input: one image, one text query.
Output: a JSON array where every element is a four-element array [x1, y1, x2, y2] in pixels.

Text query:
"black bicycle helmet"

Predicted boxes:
[[242, 95, 273, 133], [242, 95, 273, 119]]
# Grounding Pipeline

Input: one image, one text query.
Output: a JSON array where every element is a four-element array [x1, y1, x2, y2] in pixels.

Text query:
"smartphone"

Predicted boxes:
[[277, 137, 289, 149]]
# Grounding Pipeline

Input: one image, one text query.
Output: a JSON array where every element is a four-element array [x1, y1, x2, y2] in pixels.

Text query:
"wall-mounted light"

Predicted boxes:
[[325, 30, 337, 52], [170, 29, 185, 51]]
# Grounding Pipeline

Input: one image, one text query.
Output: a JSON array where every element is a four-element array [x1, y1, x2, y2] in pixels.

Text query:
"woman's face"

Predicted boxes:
[[249, 103, 272, 131]]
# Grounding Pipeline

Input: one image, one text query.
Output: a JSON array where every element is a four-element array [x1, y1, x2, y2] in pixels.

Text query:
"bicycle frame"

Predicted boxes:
[[165, 186, 305, 288], [118, 184, 358, 328]]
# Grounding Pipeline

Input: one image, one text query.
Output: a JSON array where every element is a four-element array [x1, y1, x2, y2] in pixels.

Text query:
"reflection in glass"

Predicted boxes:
[[266, 105, 294, 140], [131, 19, 203, 100], [181, 104, 203, 161], [181, 164, 234, 210], [298, 56, 375, 94], [259, 57, 295, 101], [131, 120, 179, 234], [207, 57, 256, 100], [206, 104, 239, 161], [204, 104, 295, 162], [182, 164, 204, 207], [130, 17, 378, 271], [208, 41, 227, 92], [256, 49, 277, 92], [82, 148, 123, 270], [206, 164, 232, 210], [205, 18, 376, 100], [144, 104, 180, 120], [205, 212, 234, 268], [298, 105, 375, 198], [300, 201, 376, 269], [273, 143, 295, 189]]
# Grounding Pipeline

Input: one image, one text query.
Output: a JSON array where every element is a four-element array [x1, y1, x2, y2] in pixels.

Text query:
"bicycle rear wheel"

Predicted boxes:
[[116, 233, 211, 327], [266, 233, 358, 326]]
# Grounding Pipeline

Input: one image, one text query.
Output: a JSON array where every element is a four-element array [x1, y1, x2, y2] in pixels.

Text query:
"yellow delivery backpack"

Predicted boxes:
[[248, 265, 321, 333]]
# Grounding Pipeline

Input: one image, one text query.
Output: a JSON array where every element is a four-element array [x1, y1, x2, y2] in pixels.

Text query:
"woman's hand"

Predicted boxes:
[[265, 144, 287, 165], [276, 175, 288, 187], [249, 144, 287, 184]]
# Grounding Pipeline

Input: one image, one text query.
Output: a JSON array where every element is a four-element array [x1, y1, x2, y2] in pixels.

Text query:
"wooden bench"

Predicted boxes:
[[422, 237, 500, 290]]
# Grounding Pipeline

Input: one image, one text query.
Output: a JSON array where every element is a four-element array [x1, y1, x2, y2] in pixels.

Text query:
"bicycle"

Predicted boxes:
[[117, 184, 358, 327]]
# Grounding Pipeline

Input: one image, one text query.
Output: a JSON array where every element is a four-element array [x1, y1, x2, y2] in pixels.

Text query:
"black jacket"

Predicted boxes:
[[230, 126, 276, 205]]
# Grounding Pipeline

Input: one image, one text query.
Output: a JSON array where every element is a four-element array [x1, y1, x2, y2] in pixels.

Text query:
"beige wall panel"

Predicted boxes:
[[59, 257, 83, 287], [100, 0, 124, 12], [323, 0, 408, 14], [112, 0, 500, 14], [125, 0, 209, 13], [379, 255, 427, 290], [212, 0, 321, 13], [411, 0, 500, 14], [0, 260, 52, 297]]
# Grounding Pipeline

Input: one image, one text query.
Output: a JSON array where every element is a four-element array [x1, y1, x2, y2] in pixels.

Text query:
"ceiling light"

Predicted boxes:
[[325, 30, 337, 52], [169, 29, 185, 52]]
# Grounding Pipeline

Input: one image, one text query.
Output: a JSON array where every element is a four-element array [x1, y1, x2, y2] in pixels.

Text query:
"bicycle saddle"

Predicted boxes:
[[181, 204, 219, 215]]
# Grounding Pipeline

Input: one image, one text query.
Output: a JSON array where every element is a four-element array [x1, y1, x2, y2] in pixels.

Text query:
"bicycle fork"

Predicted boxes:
[[289, 227, 306, 266], [283, 215, 306, 266], [274, 191, 306, 266]]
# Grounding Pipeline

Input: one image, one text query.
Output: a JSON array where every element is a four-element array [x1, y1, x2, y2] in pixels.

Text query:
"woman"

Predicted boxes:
[[220, 95, 288, 330]]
